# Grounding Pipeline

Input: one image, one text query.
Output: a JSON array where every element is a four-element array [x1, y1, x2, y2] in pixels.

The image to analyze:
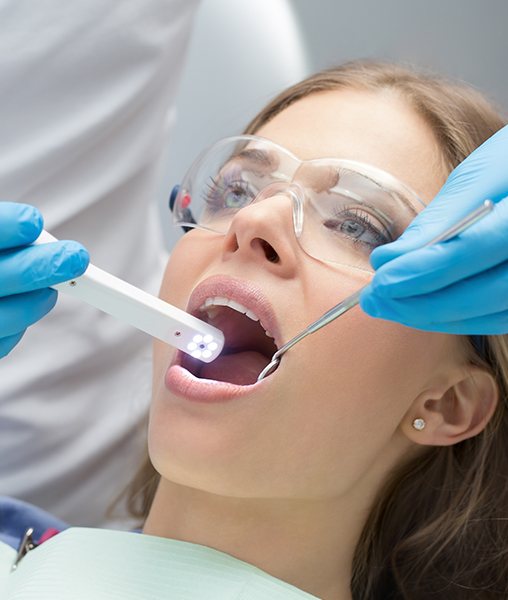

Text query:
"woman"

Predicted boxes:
[[2, 61, 507, 599]]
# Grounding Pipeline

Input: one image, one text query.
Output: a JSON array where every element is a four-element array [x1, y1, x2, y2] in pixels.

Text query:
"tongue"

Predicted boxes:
[[199, 351, 268, 385]]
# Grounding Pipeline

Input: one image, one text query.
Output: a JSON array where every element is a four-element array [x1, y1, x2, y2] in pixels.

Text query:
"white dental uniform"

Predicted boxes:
[[0, 0, 309, 528], [0, 0, 200, 527]]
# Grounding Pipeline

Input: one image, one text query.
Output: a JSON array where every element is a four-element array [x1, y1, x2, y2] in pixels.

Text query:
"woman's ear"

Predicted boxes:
[[402, 366, 499, 446]]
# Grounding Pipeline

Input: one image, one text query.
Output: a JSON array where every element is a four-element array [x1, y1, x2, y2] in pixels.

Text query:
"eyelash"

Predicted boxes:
[[332, 204, 392, 246], [203, 176, 253, 208], [203, 176, 222, 203]]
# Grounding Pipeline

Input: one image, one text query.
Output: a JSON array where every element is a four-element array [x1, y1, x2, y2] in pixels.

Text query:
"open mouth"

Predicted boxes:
[[181, 301, 279, 385]]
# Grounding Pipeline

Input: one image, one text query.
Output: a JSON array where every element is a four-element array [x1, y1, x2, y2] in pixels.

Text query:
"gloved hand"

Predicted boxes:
[[359, 124, 508, 335], [0, 202, 89, 358]]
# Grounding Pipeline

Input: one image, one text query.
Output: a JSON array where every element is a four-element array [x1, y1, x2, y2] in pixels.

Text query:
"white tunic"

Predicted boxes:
[[0, 0, 200, 526], [0, 0, 309, 529]]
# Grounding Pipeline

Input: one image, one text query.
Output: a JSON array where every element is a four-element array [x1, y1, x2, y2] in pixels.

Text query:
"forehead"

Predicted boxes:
[[254, 88, 447, 204]]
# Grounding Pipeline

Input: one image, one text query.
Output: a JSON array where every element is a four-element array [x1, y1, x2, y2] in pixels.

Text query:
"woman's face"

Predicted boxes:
[[149, 89, 464, 501]]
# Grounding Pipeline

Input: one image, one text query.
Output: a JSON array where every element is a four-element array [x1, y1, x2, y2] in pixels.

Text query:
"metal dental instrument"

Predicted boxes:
[[257, 199, 495, 381], [33, 230, 224, 362]]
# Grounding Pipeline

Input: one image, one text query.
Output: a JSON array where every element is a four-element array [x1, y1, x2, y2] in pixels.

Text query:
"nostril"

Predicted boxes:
[[260, 239, 279, 263]]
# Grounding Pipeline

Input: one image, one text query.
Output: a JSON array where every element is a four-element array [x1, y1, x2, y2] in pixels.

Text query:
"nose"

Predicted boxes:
[[221, 183, 303, 277]]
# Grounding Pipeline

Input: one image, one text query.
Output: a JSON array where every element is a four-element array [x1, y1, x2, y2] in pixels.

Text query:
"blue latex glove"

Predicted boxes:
[[0, 202, 89, 358], [359, 124, 508, 335]]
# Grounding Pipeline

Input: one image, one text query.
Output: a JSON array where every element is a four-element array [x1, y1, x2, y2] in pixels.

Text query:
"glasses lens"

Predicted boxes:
[[173, 137, 294, 233], [294, 160, 422, 271], [173, 137, 424, 271]]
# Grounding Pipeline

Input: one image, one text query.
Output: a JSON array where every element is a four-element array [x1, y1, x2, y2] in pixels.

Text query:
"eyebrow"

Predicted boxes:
[[233, 149, 421, 215], [330, 180, 419, 216], [235, 148, 279, 170]]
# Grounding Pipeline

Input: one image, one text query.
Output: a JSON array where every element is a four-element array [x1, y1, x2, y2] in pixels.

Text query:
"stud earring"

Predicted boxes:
[[412, 418, 426, 431]]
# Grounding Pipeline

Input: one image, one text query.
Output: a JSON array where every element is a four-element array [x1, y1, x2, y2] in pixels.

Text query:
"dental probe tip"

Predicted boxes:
[[257, 358, 279, 381]]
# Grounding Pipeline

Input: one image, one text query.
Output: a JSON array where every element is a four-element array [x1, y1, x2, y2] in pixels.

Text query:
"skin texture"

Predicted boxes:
[[144, 89, 498, 600]]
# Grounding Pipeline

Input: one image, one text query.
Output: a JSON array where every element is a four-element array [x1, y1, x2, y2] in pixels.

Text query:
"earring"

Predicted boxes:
[[412, 418, 426, 431]]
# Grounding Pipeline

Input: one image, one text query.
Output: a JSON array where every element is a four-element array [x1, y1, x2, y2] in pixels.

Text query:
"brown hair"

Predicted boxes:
[[119, 61, 508, 599]]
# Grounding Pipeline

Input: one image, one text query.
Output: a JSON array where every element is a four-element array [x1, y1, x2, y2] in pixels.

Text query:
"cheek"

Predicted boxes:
[[152, 248, 187, 388], [275, 279, 447, 488], [296, 264, 441, 414], [153, 233, 219, 377], [287, 312, 442, 447], [158, 234, 206, 305]]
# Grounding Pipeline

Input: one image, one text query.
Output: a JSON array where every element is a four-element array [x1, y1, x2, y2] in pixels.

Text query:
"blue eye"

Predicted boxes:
[[223, 184, 251, 208], [204, 176, 256, 211], [324, 206, 391, 249]]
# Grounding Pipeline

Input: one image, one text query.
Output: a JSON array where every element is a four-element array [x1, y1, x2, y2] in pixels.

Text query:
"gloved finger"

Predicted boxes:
[[0, 288, 58, 337], [0, 241, 89, 297], [361, 257, 508, 326], [370, 124, 508, 270], [369, 197, 508, 298], [0, 202, 43, 250], [0, 331, 26, 359]]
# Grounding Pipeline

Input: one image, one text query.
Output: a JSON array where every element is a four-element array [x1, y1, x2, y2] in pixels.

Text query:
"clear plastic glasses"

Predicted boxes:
[[170, 135, 425, 271]]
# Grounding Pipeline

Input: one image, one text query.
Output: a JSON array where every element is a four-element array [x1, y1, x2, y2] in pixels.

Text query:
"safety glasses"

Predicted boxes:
[[169, 135, 426, 272]]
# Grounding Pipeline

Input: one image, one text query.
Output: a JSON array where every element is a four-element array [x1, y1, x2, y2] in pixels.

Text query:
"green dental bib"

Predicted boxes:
[[0, 528, 318, 599]]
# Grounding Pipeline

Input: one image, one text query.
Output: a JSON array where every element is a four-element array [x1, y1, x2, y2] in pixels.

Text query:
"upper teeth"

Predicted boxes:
[[198, 296, 274, 339]]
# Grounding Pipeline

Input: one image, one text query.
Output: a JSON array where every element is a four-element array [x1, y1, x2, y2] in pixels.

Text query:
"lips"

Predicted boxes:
[[164, 275, 283, 401], [185, 274, 283, 350]]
